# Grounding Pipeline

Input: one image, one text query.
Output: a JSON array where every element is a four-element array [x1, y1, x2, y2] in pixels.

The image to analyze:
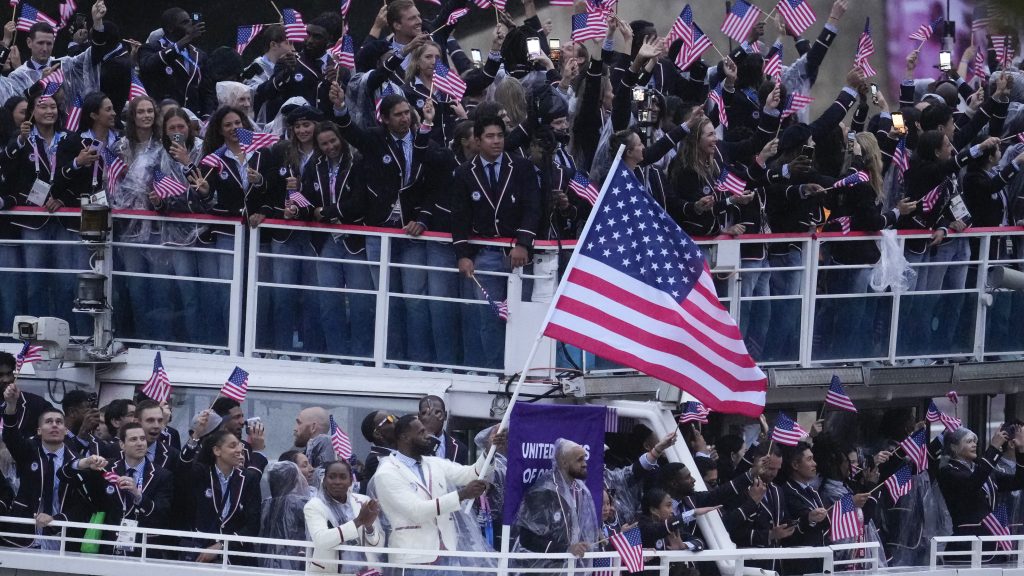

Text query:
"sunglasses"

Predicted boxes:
[[376, 414, 396, 428]]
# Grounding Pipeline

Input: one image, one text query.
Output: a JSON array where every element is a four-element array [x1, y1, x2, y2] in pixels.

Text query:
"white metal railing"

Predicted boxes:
[[930, 534, 1024, 569], [0, 515, 863, 576], [2, 208, 1023, 374]]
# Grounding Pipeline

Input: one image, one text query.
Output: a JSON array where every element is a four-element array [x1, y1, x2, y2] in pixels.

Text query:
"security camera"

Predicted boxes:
[[10, 316, 69, 376]]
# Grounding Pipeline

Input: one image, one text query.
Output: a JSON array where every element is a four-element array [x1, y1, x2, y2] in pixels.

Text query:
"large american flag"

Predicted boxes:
[[571, 12, 607, 43], [771, 412, 807, 445], [141, 351, 172, 403], [236, 25, 264, 55], [676, 22, 712, 71], [884, 465, 914, 500], [830, 493, 863, 541], [824, 374, 857, 412], [329, 415, 353, 460], [65, 94, 82, 131], [542, 156, 767, 417], [892, 137, 909, 182], [153, 170, 187, 199], [899, 429, 928, 472], [17, 4, 57, 32], [909, 17, 944, 42], [982, 504, 1014, 551], [129, 71, 148, 100], [235, 128, 280, 152], [777, 0, 816, 37], [569, 171, 600, 205], [721, 0, 761, 44], [432, 61, 466, 101], [15, 341, 44, 371], [328, 34, 355, 70], [220, 366, 249, 402], [678, 400, 710, 424], [609, 527, 644, 573], [854, 18, 876, 77], [282, 9, 307, 43]]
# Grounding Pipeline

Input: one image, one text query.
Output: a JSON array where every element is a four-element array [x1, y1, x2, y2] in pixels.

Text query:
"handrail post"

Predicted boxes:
[[973, 234, 992, 361], [504, 265, 523, 373], [243, 226, 260, 358], [222, 538, 230, 567], [821, 548, 833, 575], [799, 236, 819, 367], [141, 532, 148, 560], [888, 235, 906, 364], [373, 234, 392, 368], [971, 537, 982, 568], [497, 523, 511, 576], [228, 223, 247, 356]]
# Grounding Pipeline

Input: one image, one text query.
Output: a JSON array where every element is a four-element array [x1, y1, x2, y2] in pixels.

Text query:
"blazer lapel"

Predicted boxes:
[[221, 469, 245, 526], [494, 153, 514, 209], [471, 156, 497, 210]]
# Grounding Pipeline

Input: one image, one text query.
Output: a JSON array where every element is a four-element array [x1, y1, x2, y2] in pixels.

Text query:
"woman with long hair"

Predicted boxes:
[[303, 120, 373, 361], [112, 95, 168, 344], [401, 41, 463, 144], [196, 105, 272, 348]]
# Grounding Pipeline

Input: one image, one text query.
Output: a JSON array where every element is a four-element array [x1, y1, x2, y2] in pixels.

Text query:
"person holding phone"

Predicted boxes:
[[138, 8, 216, 117]]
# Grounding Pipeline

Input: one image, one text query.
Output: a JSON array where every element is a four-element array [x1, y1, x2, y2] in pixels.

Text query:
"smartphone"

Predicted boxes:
[[171, 133, 185, 146], [245, 416, 262, 432], [939, 51, 952, 72], [801, 144, 815, 158], [847, 131, 856, 149], [191, 12, 202, 23], [526, 37, 542, 60], [549, 38, 562, 62], [81, 137, 98, 148], [87, 392, 98, 408], [870, 84, 877, 97], [892, 112, 907, 135], [632, 86, 647, 102], [470, 48, 482, 68]]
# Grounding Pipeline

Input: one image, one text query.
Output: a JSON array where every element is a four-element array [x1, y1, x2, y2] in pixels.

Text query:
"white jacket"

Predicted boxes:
[[371, 453, 490, 565], [303, 492, 383, 573]]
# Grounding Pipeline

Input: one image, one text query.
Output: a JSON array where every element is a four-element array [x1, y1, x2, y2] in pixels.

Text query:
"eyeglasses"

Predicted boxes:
[[376, 414, 396, 429]]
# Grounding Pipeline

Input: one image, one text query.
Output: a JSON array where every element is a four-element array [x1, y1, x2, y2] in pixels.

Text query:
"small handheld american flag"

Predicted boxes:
[[946, 390, 959, 405], [282, 9, 307, 43], [129, 71, 148, 100], [568, 171, 600, 206], [220, 366, 249, 402], [446, 7, 469, 26], [669, 5, 694, 47], [920, 182, 944, 214], [15, 341, 44, 371], [708, 83, 727, 128], [103, 470, 120, 484], [824, 374, 857, 412], [715, 167, 747, 195], [571, 12, 607, 43], [339, 0, 350, 18], [678, 401, 710, 424], [17, 4, 58, 32], [782, 93, 814, 118], [892, 137, 909, 183], [777, 0, 816, 37], [103, 148, 127, 188], [329, 35, 355, 71], [854, 18, 876, 77], [609, 527, 644, 573], [909, 17, 944, 42], [884, 465, 913, 500], [288, 190, 312, 208], [375, 84, 396, 123], [329, 415, 353, 460], [833, 216, 851, 235], [235, 128, 280, 152], [832, 171, 870, 189], [771, 412, 807, 446], [65, 94, 82, 131], [982, 504, 1014, 551], [763, 42, 783, 81], [200, 148, 227, 171], [926, 400, 961, 431], [477, 281, 509, 322], [140, 351, 172, 403], [721, 0, 761, 44], [39, 66, 64, 94], [432, 62, 467, 101], [153, 170, 188, 199], [676, 22, 712, 72], [899, 428, 928, 472], [236, 25, 264, 55], [830, 493, 863, 541]]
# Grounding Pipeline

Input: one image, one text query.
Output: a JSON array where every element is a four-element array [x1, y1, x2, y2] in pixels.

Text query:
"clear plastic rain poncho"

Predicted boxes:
[[111, 136, 164, 243], [512, 438, 600, 572], [258, 461, 310, 570], [472, 425, 507, 548], [889, 469, 952, 566], [315, 468, 388, 572], [819, 478, 888, 569], [9, 42, 104, 112], [603, 458, 648, 526]]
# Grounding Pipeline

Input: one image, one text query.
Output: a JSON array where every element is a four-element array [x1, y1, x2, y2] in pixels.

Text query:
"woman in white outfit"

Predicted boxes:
[[303, 459, 383, 573]]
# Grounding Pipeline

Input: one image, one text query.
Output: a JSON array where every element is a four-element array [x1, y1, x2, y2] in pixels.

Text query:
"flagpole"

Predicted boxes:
[[268, 0, 283, 21], [463, 145, 629, 513], [818, 403, 827, 422], [760, 6, 777, 23]]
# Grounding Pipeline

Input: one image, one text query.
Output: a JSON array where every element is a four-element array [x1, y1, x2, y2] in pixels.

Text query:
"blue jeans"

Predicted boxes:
[[22, 220, 90, 335], [167, 247, 207, 345], [763, 247, 803, 362], [118, 231, 174, 344], [739, 258, 770, 360], [318, 237, 375, 359], [266, 234, 323, 353], [0, 241, 23, 331], [365, 236, 432, 364], [927, 238, 971, 354], [898, 249, 933, 356], [196, 232, 236, 348], [425, 242, 460, 367], [816, 264, 874, 360], [462, 247, 508, 370]]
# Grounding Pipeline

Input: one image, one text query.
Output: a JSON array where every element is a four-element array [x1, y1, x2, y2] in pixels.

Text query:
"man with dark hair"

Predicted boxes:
[[0, 352, 54, 438], [2, 382, 103, 549], [371, 414, 504, 568], [252, 17, 340, 121], [242, 24, 293, 123], [61, 390, 117, 459], [185, 397, 267, 475], [780, 441, 829, 574], [418, 395, 467, 464], [138, 7, 217, 116], [451, 114, 541, 368], [82, 421, 173, 556], [103, 398, 136, 441], [722, 443, 794, 574], [359, 410, 397, 494], [330, 82, 444, 367], [8, 1, 120, 106], [134, 400, 181, 472]]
